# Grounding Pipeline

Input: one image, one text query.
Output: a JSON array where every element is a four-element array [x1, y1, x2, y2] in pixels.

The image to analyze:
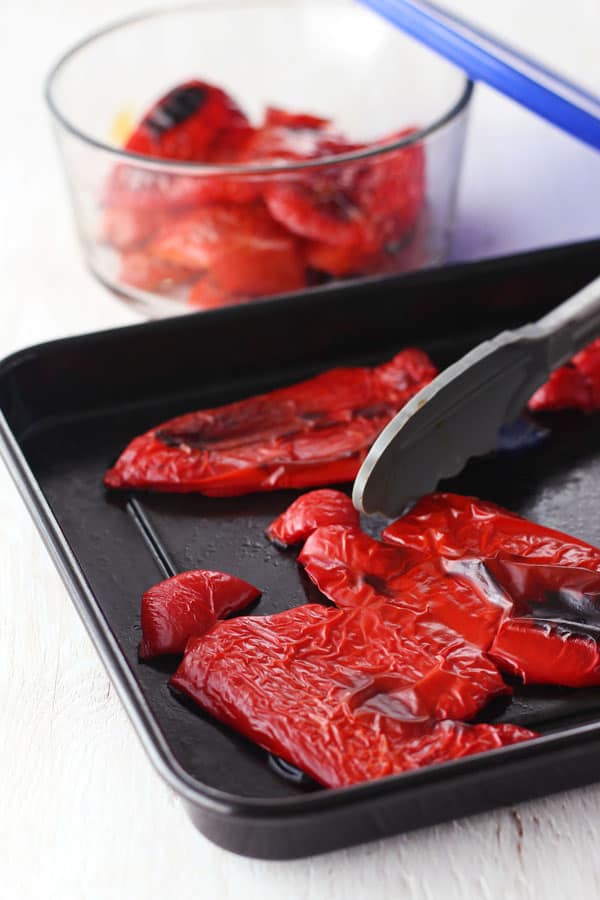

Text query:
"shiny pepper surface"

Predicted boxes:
[[529, 339, 600, 413], [171, 604, 533, 787], [299, 525, 510, 651], [140, 569, 261, 659], [381, 493, 600, 687], [104, 350, 437, 496], [125, 80, 251, 162], [266, 489, 360, 548]]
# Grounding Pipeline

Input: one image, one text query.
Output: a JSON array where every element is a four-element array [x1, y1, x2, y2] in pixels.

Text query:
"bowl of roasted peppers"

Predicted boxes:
[[46, 1, 472, 317]]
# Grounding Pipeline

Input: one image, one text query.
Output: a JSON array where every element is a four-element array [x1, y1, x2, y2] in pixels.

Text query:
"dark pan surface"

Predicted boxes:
[[3, 240, 600, 855]]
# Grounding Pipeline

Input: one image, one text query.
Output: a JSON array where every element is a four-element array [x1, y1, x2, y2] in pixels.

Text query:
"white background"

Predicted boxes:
[[1, 1, 599, 898]]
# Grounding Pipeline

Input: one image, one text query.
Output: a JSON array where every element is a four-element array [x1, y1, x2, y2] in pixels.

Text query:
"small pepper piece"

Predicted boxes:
[[240, 114, 359, 165], [264, 176, 372, 248], [125, 80, 251, 162], [149, 202, 306, 300], [171, 604, 533, 788], [104, 349, 438, 496], [528, 339, 600, 413], [266, 489, 360, 548], [140, 569, 261, 659]]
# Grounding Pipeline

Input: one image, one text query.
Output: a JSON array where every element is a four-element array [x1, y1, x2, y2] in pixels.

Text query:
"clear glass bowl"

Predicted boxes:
[[46, 1, 472, 318]]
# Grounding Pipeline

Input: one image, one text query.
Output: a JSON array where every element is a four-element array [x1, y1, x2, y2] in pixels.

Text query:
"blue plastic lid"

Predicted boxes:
[[359, 0, 600, 150]]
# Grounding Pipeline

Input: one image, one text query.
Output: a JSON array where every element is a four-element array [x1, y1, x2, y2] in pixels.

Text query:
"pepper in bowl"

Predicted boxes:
[[46, 2, 472, 316]]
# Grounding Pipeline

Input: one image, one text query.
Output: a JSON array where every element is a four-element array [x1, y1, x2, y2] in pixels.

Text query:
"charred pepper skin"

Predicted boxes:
[[171, 604, 534, 788], [140, 569, 261, 659], [125, 80, 251, 162], [266, 489, 360, 548], [382, 493, 600, 687], [104, 350, 437, 496]]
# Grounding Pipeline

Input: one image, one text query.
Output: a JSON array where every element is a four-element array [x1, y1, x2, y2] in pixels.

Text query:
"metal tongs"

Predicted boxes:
[[353, 274, 600, 517]]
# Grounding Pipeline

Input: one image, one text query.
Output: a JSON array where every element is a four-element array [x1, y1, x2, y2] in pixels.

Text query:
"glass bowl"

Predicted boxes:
[[46, 1, 472, 318]]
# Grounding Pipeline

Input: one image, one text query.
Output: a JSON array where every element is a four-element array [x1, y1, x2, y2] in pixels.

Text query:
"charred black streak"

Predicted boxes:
[[146, 85, 207, 137]]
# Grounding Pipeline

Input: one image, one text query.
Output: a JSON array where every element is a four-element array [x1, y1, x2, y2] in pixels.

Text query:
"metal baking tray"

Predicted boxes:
[[2, 240, 600, 860]]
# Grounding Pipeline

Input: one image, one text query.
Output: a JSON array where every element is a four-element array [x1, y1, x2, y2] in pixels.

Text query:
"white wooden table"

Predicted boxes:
[[2, 1, 599, 897]]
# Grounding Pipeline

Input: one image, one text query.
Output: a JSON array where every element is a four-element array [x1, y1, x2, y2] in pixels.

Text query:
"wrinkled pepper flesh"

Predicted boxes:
[[378, 493, 600, 687], [299, 525, 510, 652], [171, 603, 533, 788], [104, 349, 437, 495]]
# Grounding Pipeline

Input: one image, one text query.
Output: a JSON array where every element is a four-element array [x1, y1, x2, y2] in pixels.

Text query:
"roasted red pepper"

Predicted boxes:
[[485, 557, 600, 687], [148, 202, 306, 302], [140, 569, 260, 659], [240, 112, 360, 164], [266, 489, 360, 548], [381, 493, 600, 686], [299, 525, 510, 651], [104, 349, 437, 496], [119, 251, 195, 292], [102, 82, 428, 309], [529, 339, 600, 413], [125, 80, 251, 162], [171, 603, 533, 788], [381, 493, 600, 573]]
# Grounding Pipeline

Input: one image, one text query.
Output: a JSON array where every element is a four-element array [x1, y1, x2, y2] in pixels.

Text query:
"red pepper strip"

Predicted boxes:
[[264, 107, 333, 130], [188, 276, 244, 310], [140, 569, 261, 659], [529, 339, 600, 413], [355, 130, 425, 234], [266, 489, 360, 548], [172, 604, 534, 788], [381, 493, 600, 574], [264, 177, 372, 248], [125, 80, 250, 162], [149, 202, 306, 299], [484, 557, 600, 686], [264, 128, 424, 254], [105, 165, 262, 213], [240, 119, 360, 165], [299, 526, 510, 650], [304, 239, 380, 277], [382, 493, 600, 687], [119, 252, 195, 292], [104, 349, 438, 496], [101, 208, 173, 252]]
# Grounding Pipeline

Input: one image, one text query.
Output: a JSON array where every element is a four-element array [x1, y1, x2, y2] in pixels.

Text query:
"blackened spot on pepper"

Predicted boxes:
[[362, 573, 395, 597], [146, 85, 208, 137], [517, 590, 600, 638], [156, 429, 184, 448], [486, 557, 600, 638]]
